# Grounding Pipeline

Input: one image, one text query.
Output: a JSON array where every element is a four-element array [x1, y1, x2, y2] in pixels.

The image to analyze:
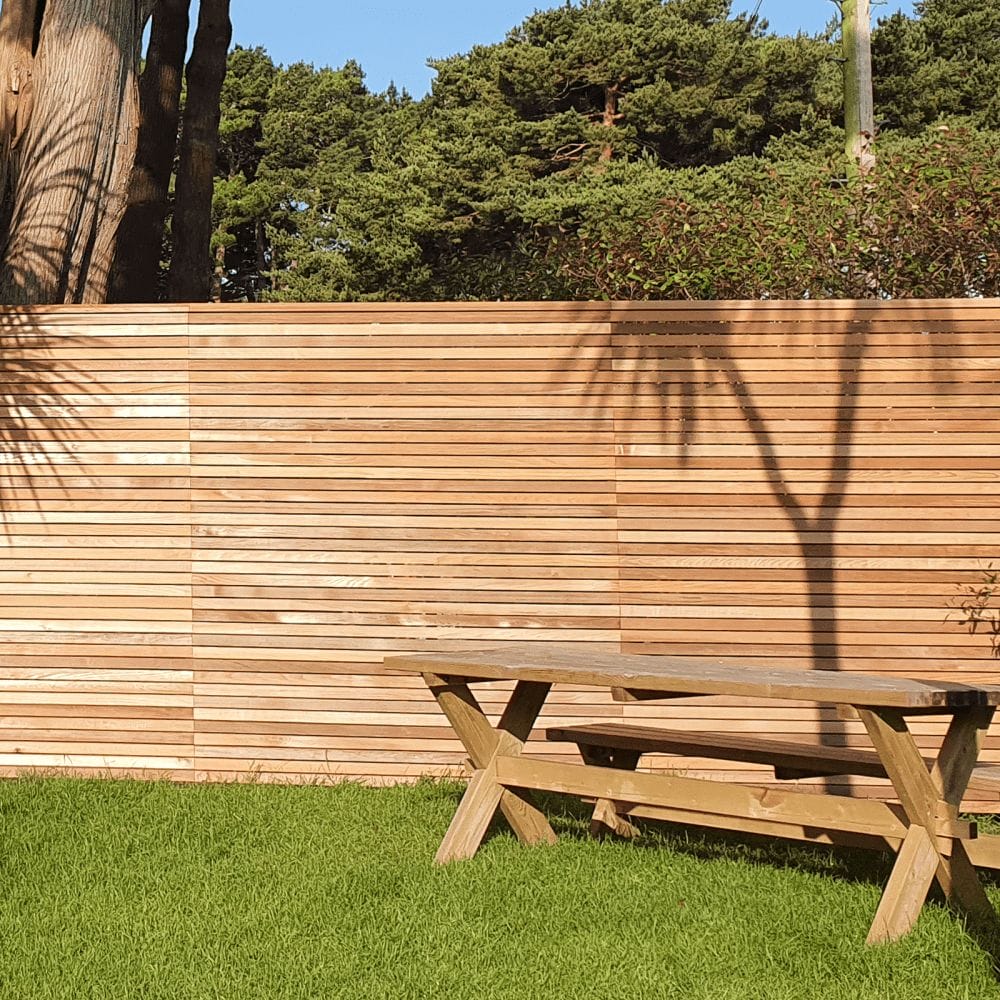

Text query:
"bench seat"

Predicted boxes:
[[546, 722, 1000, 795]]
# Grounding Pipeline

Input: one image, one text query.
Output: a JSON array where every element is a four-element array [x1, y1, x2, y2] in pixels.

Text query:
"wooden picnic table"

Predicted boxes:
[[385, 641, 1000, 947]]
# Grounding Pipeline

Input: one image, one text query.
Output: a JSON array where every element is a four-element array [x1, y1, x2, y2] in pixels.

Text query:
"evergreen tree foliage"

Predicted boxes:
[[213, 45, 278, 301], [547, 126, 1000, 299], [201, 0, 1000, 302], [873, 0, 1000, 132]]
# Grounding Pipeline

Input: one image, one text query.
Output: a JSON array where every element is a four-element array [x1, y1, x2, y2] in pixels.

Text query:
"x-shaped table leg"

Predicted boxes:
[[859, 705, 999, 946], [423, 673, 558, 864]]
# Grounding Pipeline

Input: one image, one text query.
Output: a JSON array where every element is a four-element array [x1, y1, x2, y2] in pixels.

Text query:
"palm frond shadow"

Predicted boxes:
[[0, 308, 98, 533], [0, 93, 128, 523]]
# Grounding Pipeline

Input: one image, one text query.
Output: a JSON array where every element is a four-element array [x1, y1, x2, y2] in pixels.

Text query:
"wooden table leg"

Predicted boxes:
[[859, 705, 998, 946], [424, 673, 558, 863], [578, 745, 642, 840]]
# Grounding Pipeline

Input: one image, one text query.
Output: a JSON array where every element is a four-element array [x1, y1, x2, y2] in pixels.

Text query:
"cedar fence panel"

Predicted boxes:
[[1, 301, 998, 807], [0, 307, 193, 778]]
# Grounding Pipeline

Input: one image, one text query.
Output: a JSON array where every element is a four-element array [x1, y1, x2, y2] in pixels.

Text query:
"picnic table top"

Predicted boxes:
[[386, 642, 1000, 709]]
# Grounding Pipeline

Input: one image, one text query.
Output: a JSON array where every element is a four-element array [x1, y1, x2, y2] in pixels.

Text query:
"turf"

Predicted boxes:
[[0, 777, 998, 1000]]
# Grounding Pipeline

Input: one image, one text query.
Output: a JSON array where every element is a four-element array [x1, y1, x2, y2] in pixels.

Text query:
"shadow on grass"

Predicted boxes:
[[462, 785, 891, 884], [465, 782, 1000, 974], [469, 784, 1000, 898]]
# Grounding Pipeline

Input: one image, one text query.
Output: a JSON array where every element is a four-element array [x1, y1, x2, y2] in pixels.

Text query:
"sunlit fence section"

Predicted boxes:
[[0, 307, 193, 777], [186, 303, 619, 784], [1, 301, 998, 806]]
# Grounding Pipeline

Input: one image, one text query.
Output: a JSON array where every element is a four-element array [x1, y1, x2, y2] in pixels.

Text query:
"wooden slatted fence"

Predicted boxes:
[[1, 301, 998, 805]]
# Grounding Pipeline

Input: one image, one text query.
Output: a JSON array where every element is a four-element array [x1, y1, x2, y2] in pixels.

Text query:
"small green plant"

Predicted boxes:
[[952, 564, 1000, 658]]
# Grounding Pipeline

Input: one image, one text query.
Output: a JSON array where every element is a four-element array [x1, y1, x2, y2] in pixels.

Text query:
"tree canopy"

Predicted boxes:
[[202, 0, 998, 302], [2, 0, 998, 303]]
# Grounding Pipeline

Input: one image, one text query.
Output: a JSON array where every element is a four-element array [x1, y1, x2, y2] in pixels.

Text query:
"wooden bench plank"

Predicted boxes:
[[545, 722, 1000, 794], [547, 723, 888, 777]]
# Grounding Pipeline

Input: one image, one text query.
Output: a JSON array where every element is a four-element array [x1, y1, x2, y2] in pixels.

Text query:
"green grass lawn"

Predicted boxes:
[[0, 777, 998, 1000]]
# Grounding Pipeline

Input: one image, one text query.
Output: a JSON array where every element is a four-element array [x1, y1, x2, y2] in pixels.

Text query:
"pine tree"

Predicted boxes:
[[873, 0, 1000, 132]]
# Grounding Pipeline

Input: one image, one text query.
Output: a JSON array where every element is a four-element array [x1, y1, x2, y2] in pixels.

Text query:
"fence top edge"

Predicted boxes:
[[1, 299, 999, 323]]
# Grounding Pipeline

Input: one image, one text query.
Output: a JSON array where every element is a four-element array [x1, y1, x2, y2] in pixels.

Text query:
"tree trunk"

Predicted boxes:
[[108, 0, 189, 303], [843, 0, 875, 179], [0, 0, 41, 228], [167, 0, 231, 303], [599, 82, 622, 163], [210, 235, 224, 301], [255, 218, 267, 298], [0, 0, 157, 304]]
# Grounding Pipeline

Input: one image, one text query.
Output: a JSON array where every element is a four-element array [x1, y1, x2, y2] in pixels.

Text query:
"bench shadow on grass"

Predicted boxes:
[[480, 786, 898, 884], [460, 784, 1000, 969]]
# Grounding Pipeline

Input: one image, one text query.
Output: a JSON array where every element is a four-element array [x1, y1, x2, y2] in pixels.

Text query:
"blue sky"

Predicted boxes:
[[230, 1, 915, 96]]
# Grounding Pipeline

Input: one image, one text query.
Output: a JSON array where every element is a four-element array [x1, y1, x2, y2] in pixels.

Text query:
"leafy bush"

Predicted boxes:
[[548, 128, 1000, 300]]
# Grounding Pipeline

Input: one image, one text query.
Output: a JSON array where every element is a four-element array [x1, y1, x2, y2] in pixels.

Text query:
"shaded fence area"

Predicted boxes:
[[1, 301, 998, 805]]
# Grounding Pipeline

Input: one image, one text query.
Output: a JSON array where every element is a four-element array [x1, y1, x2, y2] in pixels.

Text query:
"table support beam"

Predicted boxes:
[[494, 755, 928, 844], [578, 744, 642, 839]]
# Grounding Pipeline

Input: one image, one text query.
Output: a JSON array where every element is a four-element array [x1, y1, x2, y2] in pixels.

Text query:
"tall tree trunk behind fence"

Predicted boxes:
[[108, 0, 190, 304], [167, 0, 231, 303]]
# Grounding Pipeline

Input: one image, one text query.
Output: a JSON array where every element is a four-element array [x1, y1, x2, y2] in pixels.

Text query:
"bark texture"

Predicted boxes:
[[843, 0, 875, 178], [0, 0, 157, 304], [599, 83, 623, 162], [167, 0, 231, 302], [108, 0, 189, 303], [0, 0, 40, 223]]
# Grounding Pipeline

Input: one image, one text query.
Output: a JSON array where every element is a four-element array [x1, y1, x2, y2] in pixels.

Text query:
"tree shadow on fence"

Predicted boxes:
[[0, 307, 91, 533], [559, 298, 970, 776]]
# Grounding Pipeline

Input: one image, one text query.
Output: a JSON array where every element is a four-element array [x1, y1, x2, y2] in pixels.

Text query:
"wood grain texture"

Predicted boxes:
[[1, 300, 999, 798], [389, 644, 1000, 708], [0, 309, 192, 776]]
